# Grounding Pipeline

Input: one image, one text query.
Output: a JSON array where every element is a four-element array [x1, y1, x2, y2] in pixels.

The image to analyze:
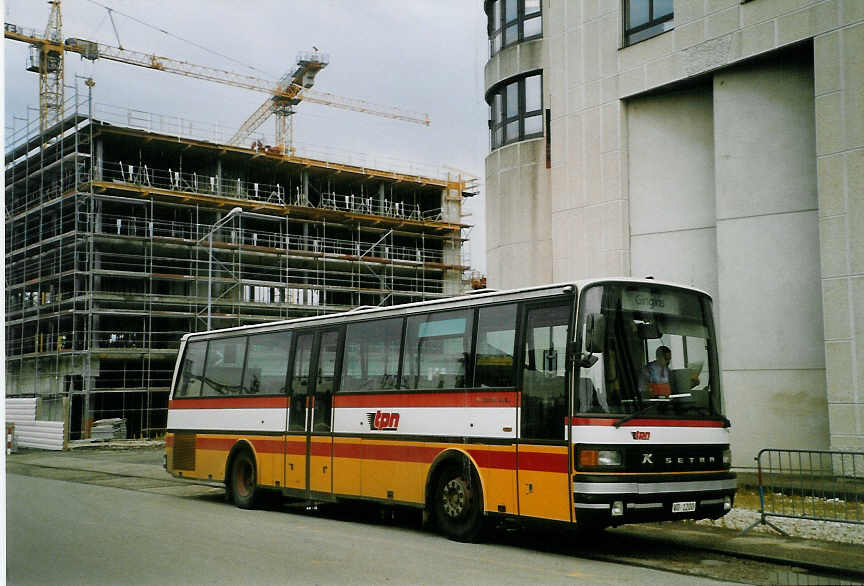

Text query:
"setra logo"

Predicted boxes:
[[367, 410, 400, 431], [631, 431, 651, 440]]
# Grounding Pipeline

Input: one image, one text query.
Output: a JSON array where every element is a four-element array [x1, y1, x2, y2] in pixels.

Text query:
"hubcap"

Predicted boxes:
[[442, 477, 470, 519]]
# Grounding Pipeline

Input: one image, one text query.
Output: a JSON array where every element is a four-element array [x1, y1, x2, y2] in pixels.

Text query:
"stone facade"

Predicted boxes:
[[484, 0, 864, 464]]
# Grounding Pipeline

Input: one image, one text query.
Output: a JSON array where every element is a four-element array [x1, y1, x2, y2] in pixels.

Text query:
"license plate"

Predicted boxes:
[[672, 501, 696, 513]]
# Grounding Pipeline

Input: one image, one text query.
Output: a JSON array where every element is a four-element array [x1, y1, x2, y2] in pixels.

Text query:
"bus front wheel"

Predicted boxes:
[[433, 461, 485, 542], [230, 450, 258, 509]]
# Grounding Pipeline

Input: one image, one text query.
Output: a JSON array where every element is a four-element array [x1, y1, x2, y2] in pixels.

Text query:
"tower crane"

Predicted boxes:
[[228, 52, 329, 154], [5, 1, 430, 154]]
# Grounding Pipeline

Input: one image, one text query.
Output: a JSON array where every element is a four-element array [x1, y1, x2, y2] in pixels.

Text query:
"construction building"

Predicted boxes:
[[5, 85, 474, 438]]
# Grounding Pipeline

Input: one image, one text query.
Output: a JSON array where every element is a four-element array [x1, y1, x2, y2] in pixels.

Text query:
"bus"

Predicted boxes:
[[165, 279, 735, 541]]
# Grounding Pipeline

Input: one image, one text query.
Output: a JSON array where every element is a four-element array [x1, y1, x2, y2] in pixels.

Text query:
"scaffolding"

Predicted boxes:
[[5, 81, 473, 439]]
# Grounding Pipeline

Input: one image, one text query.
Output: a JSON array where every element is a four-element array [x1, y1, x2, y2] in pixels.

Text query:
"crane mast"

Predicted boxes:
[[15, 0, 65, 140]]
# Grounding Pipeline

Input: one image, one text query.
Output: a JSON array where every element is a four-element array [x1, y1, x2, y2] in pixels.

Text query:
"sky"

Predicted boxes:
[[3, 0, 490, 272]]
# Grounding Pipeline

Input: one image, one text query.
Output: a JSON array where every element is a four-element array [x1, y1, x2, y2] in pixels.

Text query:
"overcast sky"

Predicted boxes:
[[3, 0, 489, 272]]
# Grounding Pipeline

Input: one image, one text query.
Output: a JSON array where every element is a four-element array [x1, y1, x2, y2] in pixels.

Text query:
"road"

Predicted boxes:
[[6, 471, 733, 586]]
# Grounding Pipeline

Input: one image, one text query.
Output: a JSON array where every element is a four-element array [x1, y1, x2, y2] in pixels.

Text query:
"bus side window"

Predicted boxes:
[[288, 332, 314, 432], [402, 309, 473, 390], [474, 303, 517, 388], [521, 303, 569, 440], [242, 331, 292, 394], [342, 318, 403, 392], [202, 337, 248, 396], [175, 340, 207, 398]]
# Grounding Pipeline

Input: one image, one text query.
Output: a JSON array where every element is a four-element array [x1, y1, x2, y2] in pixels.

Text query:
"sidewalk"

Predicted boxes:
[[7, 445, 864, 580], [615, 522, 864, 577]]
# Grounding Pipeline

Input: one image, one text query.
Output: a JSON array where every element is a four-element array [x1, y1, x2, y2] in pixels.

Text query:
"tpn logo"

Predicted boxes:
[[631, 431, 651, 440], [367, 410, 400, 431]]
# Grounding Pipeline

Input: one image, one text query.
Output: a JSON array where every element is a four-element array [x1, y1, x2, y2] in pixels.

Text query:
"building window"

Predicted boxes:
[[488, 72, 543, 150], [487, 0, 542, 57], [623, 0, 673, 46]]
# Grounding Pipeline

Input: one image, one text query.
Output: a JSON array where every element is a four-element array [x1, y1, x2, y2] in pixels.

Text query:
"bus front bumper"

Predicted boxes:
[[572, 475, 737, 525]]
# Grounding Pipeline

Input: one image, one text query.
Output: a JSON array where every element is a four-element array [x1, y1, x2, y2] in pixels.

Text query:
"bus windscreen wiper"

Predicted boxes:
[[613, 401, 661, 428]]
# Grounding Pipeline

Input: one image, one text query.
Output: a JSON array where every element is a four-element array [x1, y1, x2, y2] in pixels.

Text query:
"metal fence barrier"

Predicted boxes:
[[742, 448, 864, 535]]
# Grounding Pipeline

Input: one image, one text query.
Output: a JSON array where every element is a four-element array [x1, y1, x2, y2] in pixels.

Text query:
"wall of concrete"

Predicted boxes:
[[485, 140, 551, 289], [484, 37, 550, 290], [813, 8, 864, 452], [483, 0, 864, 458], [627, 85, 717, 298], [714, 55, 829, 454]]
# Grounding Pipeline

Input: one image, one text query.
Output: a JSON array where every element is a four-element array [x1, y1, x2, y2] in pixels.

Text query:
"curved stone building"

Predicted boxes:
[[483, 0, 864, 465]]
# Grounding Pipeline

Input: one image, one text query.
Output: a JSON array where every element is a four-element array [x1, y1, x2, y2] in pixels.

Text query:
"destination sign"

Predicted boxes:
[[621, 289, 680, 315]]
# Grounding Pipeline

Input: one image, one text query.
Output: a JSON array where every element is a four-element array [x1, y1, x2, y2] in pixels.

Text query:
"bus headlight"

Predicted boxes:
[[722, 449, 731, 466], [578, 449, 622, 468]]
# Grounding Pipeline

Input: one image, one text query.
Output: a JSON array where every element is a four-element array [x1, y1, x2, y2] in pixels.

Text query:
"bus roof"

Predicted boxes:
[[181, 277, 711, 342]]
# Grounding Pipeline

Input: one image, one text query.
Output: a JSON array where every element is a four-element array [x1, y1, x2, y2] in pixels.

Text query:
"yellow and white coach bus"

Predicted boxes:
[[165, 279, 735, 541]]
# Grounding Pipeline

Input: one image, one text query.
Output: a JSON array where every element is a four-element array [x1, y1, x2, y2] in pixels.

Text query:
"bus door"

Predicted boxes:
[[307, 328, 341, 498], [517, 302, 572, 522], [285, 331, 314, 492]]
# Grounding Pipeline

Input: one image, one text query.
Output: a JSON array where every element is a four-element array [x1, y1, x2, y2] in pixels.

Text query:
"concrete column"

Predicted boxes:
[[627, 85, 718, 299], [814, 23, 864, 452], [216, 159, 222, 196], [94, 139, 103, 181], [485, 141, 552, 289], [714, 55, 828, 463]]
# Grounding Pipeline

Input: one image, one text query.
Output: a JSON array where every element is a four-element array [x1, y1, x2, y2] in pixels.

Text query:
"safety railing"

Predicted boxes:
[[87, 210, 448, 264], [98, 160, 446, 222], [742, 448, 864, 535]]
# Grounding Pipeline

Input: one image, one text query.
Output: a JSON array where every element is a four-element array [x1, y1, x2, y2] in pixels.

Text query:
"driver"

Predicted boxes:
[[639, 346, 671, 396]]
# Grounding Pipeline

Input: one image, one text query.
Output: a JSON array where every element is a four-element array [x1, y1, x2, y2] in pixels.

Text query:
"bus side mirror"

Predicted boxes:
[[585, 313, 606, 353]]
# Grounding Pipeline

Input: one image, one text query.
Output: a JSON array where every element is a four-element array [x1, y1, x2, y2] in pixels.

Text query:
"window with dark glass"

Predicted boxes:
[[312, 330, 340, 432], [624, 0, 673, 46], [402, 310, 473, 390], [342, 318, 403, 392], [202, 337, 247, 396], [488, 72, 543, 150], [241, 331, 291, 395], [175, 340, 207, 398], [474, 303, 518, 388], [288, 332, 314, 432], [487, 0, 543, 56], [521, 303, 570, 440]]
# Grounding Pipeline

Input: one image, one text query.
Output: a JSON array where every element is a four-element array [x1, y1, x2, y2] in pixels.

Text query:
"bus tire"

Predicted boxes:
[[433, 460, 485, 542], [229, 449, 258, 509]]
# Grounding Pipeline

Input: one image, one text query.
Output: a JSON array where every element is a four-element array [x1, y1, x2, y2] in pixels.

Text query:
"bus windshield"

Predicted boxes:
[[575, 283, 723, 419]]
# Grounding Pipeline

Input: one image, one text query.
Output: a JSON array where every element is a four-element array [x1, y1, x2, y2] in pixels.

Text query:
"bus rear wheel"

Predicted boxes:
[[433, 461, 485, 542], [230, 450, 258, 509]]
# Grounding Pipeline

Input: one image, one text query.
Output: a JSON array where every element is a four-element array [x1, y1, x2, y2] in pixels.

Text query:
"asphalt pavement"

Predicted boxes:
[[7, 444, 864, 582]]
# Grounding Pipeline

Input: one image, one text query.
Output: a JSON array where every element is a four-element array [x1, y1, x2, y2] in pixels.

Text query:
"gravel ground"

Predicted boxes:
[[692, 507, 864, 545]]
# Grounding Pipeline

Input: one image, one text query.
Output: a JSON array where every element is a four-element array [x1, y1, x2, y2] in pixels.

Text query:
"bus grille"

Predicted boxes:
[[172, 433, 196, 471]]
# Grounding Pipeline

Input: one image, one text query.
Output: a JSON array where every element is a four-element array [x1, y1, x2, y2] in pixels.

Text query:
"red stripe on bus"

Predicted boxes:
[[517, 451, 569, 472], [172, 435, 565, 474], [333, 391, 520, 409], [467, 449, 516, 470], [360, 443, 440, 463], [310, 442, 332, 457], [189, 436, 286, 454], [169, 396, 290, 410], [333, 443, 365, 459], [568, 417, 724, 428], [195, 437, 238, 451], [285, 439, 306, 456]]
